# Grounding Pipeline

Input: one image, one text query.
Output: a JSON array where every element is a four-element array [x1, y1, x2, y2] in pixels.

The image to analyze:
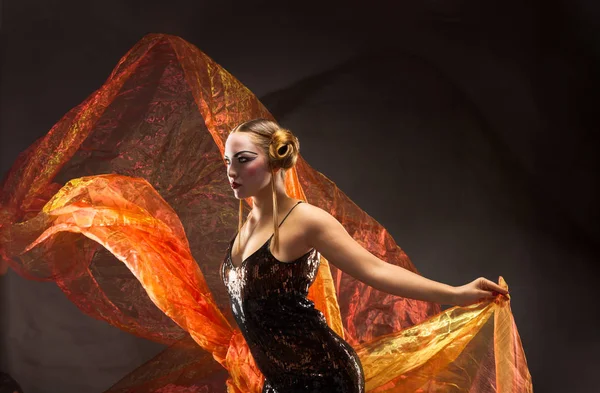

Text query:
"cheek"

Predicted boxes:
[[246, 165, 258, 176], [245, 160, 268, 178]]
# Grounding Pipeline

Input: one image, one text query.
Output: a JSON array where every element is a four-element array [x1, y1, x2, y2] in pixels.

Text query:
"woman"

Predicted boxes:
[[221, 118, 509, 393]]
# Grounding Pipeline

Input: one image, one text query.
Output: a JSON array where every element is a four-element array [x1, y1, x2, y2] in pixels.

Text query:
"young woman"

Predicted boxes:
[[221, 118, 509, 392]]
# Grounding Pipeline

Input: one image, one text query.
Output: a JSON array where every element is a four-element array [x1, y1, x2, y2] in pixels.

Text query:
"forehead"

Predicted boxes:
[[224, 132, 259, 154]]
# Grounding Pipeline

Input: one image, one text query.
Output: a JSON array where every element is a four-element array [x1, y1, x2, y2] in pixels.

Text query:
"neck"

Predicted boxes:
[[250, 172, 293, 220]]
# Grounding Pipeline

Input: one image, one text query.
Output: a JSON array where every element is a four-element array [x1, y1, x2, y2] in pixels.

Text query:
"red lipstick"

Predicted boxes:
[[231, 182, 241, 189]]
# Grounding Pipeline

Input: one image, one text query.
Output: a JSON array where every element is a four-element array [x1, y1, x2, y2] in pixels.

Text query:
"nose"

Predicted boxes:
[[227, 163, 237, 180]]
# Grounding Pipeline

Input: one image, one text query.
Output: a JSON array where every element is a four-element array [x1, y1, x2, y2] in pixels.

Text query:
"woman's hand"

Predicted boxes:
[[452, 277, 509, 306]]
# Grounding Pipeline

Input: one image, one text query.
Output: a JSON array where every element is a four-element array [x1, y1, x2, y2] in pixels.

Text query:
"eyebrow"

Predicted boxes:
[[223, 150, 258, 159]]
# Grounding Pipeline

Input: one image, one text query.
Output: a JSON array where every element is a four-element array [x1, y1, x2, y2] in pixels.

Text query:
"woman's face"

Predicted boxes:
[[224, 132, 272, 199]]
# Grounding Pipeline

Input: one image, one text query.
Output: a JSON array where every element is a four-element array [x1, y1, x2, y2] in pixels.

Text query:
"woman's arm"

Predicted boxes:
[[303, 204, 507, 306]]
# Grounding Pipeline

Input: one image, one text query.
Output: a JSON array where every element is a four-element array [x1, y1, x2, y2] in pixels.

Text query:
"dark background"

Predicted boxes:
[[1, 0, 599, 392]]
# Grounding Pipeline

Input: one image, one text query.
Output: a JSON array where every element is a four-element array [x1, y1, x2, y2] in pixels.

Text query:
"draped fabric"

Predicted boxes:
[[0, 34, 532, 393]]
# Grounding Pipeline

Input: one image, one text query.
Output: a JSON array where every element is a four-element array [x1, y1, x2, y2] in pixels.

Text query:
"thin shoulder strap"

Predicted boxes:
[[277, 200, 303, 229], [233, 201, 303, 245]]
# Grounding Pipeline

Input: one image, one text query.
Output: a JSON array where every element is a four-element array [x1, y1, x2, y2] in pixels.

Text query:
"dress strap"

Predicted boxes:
[[267, 201, 303, 242], [232, 201, 303, 245], [277, 201, 303, 229]]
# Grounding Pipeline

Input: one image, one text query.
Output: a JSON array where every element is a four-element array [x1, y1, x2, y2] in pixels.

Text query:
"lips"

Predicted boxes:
[[231, 182, 241, 189]]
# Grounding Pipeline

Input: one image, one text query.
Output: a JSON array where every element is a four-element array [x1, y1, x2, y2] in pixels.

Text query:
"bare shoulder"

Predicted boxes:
[[294, 201, 385, 283], [293, 202, 346, 240], [294, 202, 336, 225]]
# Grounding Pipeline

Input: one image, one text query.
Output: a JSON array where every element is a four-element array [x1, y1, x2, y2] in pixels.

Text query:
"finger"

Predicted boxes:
[[481, 278, 509, 295], [477, 290, 493, 302], [477, 289, 499, 302], [486, 290, 510, 302], [476, 288, 501, 301], [478, 295, 494, 304]]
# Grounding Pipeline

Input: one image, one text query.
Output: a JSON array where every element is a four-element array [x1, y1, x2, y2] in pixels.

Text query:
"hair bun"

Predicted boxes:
[[269, 128, 299, 170]]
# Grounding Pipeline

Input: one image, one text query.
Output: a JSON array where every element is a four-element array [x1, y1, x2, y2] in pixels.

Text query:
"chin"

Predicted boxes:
[[232, 185, 261, 199], [233, 189, 248, 199]]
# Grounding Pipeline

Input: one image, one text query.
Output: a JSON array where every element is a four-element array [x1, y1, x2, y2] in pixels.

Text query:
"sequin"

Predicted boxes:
[[221, 202, 365, 393]]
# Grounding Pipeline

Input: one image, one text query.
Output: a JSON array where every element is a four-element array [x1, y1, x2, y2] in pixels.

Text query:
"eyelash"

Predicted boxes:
[[225, 157, 250, 165]]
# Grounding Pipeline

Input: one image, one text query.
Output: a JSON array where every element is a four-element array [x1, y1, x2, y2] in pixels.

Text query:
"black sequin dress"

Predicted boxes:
[[221, 201, 365, 393]]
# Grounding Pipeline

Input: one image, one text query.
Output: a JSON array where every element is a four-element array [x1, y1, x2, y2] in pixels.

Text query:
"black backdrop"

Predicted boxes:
[[1, 1, 598, 392]]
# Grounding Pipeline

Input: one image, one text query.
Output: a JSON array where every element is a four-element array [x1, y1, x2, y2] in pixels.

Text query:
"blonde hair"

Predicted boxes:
[[230, 118, 300, 252]]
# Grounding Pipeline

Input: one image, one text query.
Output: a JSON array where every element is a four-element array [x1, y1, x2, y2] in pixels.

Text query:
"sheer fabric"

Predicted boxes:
[[0, 34, 532, 393]]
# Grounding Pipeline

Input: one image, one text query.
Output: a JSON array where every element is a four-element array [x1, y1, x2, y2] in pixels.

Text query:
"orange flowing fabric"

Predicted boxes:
[[0, 34, 532, 393]]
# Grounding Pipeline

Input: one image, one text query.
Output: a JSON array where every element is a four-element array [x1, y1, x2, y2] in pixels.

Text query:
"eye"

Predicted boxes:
[[238, 157, 250, 163]]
